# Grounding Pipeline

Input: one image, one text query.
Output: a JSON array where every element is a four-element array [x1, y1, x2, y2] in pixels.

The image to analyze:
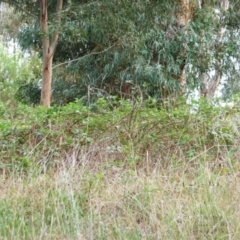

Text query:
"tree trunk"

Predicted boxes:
[[40, 0, 63, 107], [177, 0, 190, 27], [41, 51, 53, 107], [176, 0, 191, 93], [203, 0, 229, 99]]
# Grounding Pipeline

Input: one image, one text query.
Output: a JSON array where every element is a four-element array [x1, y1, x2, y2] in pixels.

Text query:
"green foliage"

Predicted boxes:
[[0, 44, 41, 103], [15, 80, 41, 105], [0, 98, 238, 172]]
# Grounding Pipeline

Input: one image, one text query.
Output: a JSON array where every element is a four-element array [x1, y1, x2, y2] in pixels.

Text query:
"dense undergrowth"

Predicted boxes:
[[1, 98, 239, 172], [1, 98, 240, 239]]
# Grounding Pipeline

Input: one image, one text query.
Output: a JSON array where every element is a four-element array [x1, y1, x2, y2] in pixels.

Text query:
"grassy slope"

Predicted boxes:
[[1, 99, 240, 239]]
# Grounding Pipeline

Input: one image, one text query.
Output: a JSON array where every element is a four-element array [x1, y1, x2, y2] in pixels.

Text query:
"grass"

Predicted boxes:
[[1, 160, 240, 239], [1, 98, 240, 239]]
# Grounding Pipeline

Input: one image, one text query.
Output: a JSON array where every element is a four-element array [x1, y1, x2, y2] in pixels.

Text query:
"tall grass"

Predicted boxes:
[[1, 98, 240, 239], [1, 159, 240, 239]]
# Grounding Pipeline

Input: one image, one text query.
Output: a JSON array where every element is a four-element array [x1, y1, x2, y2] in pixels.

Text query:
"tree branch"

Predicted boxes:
[[51, 0, 63, 51], [2, 0, 38, 20], [40, 0, 49, 53], [52, 43, 116, 69]]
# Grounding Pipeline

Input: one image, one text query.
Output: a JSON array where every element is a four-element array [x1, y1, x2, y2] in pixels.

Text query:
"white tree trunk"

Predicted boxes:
[[204, 0, 229, 99]]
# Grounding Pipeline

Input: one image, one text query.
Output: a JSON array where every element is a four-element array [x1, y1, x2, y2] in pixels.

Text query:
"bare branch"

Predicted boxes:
[[52, 43, 116, 69]]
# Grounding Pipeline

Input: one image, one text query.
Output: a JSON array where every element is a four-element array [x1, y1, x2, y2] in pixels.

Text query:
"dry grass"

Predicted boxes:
[[1, 100, 240, 239], [1, 151, 240, 240]]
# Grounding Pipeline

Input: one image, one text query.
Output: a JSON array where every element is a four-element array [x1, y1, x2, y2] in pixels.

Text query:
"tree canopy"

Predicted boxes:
[[1, 0, 240, 106]]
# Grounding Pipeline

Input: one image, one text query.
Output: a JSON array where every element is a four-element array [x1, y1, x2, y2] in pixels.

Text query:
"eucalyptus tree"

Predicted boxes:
[[53, 0, 194, 103], [61, 0, 240, 103], [0, 0, 63, 107], [1, 0, 240, 106], [190, 0, 240, 100]]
